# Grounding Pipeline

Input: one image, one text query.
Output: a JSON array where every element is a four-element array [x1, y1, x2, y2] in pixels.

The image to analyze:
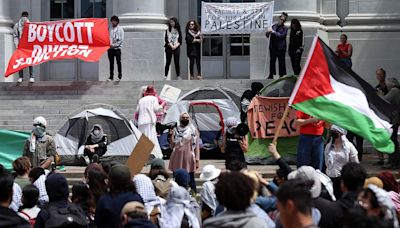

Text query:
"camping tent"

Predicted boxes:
[[246, 75, 298, 164], [0, 130, 30, 169], [163, 87, 241, 150], [55, 107, 141, 163]]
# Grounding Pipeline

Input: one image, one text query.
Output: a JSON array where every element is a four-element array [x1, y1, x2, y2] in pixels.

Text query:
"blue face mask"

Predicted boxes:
[[33, 125, 46, 137]]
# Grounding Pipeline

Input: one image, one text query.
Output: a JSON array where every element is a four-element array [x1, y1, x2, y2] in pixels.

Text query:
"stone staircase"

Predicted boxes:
[[0, 79, 268, 133]]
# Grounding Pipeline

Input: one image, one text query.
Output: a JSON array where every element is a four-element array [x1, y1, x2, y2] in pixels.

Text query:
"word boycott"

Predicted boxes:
[[27, 22, 94, 44]]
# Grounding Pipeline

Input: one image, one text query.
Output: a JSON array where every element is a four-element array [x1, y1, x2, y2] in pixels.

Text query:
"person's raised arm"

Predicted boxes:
[[294, 117, 319, 127]]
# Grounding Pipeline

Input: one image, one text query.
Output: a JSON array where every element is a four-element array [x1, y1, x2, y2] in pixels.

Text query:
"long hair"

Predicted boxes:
[[168, 17, 181, 32], [72, 182, 96, 214], [290, 18, 302, 34], [186, 20, 200, 33], [87, 169, 108, 203]]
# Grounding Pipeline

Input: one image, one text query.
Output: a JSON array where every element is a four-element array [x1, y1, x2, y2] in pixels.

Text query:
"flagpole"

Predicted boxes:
[[272, 104, 290, 145]]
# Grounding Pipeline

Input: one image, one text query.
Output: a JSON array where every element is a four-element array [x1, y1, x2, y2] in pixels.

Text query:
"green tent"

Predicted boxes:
[[245, 76, 299, 164], [0, 129, 30, 169]]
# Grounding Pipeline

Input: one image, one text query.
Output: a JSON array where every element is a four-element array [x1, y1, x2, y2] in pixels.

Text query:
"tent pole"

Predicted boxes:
[[272, 104, 290, 145]]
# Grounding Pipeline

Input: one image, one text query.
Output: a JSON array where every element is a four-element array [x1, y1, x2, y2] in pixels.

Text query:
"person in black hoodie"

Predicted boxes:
[[34, 173, 88, 228], [288, 18, 304, 75], [84, 124, 108, 163], [0, 164, 30, 228]]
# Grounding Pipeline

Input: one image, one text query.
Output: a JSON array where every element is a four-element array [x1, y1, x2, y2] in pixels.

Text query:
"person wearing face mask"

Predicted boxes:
[[223, 117, 248, 171], [324, 125, 359, 199], [169, 112, 200, 193], [84, 124, 108, 164], [23, 117, 56, 169]]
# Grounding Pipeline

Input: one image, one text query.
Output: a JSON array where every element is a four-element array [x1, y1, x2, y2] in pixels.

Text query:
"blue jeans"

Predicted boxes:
[[296, 134, 324, 170]]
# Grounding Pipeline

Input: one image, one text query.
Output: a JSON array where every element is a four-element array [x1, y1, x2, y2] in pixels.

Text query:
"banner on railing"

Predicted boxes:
[[201, 1, 274, 34], [5, 18, 110, 77]]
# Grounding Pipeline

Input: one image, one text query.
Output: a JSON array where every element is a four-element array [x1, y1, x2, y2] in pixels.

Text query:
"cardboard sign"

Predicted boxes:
[[6, 18, 110, 77], [159, 84, 181, 104], [247, 96, 299, 138], [125, 134, 154, 176]]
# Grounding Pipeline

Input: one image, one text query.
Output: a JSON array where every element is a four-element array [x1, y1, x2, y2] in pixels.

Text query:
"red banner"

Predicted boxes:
[[247, 96, 299, 138], [5, 18, 110, 77]]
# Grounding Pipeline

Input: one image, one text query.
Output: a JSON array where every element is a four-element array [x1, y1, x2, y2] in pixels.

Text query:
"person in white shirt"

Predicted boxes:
[[137, 85, 163, 159], [324, 125, 359, 199]]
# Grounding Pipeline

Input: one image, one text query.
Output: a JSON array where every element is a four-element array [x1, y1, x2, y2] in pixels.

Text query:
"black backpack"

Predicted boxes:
[[44, 203, 90, 228]]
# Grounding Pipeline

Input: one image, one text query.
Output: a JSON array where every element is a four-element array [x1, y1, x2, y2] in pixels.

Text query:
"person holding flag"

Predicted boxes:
[[288, 36, 396, 160]]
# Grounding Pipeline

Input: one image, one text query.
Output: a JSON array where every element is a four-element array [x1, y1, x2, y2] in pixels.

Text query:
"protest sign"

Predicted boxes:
[[247, 96, 299, 138], [5, 18, 110, 77], [159, 84, 182, 104], [201, 2, 274, 34]]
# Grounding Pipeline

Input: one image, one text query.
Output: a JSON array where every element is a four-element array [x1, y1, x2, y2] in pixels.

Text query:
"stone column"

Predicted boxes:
[[251, 0, 323, 79], [0, 0, 14, 82], [99, 0, 168, 81]]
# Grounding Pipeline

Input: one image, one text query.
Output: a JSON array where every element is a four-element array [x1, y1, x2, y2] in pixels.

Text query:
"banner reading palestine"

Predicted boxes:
[[5, 18, 110, 77]]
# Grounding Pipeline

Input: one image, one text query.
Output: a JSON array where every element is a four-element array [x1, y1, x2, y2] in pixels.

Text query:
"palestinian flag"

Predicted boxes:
[[289, 36, 396, 153]]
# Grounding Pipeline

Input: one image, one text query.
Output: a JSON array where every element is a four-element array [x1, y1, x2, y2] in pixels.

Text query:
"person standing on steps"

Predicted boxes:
[[335, 34, 353, 68], [13, 11, 34, 83], [266, 12, 288, 79], [288, 18, 304, 75], [164, 17, 182, 80], [107, 15, 124, 81], [185, 20, 202, 80]]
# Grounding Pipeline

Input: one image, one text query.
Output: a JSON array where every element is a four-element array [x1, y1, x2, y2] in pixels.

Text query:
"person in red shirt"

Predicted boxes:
[[335, 34, 353, 68], [294, 111, 326, 170]]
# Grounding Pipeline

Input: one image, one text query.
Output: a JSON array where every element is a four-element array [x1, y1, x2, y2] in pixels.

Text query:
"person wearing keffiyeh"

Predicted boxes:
[[158, 186, 201, 228], [23, 116, 56, 170], [133, 174, 165, 218], [169, 113, 200, 193]]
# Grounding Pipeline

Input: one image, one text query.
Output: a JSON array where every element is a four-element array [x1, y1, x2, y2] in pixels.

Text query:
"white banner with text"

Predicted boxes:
[[201, 2, 274, 34]]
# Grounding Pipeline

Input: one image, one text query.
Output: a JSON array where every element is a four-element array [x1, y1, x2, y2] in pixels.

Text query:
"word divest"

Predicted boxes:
[[5, 18, 110, 77]]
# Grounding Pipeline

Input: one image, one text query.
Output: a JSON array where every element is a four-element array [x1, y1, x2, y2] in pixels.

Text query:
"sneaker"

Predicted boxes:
[[83, 156, 90, 165], [107, 78, 113, 81], [116, 78, 121, 82], [163, 76, 167, 80], [29, 78, 35, 83], [91, 154, 99, 164], [17, 78, 23, 83], [177, 76, 182, 80]]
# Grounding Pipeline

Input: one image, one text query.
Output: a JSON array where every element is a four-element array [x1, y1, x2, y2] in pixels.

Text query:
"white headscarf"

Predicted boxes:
[[200, 181, 217, 216], [159, 186, 200, 228]]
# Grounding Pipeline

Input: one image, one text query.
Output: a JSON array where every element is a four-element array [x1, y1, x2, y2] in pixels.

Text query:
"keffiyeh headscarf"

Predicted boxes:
[[200, 181, 217, 215], [225, 117, 239, 135], [134, 174, 161, 215], [90, 124, 104, 143], [174, 113, 197, 152], [159, 186, 200, 228], [326, 125, 353, 167], [368, 184, 399, 228]]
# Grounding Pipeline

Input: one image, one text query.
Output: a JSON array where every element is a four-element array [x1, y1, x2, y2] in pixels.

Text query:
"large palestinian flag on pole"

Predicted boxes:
[[289, 36, 396, 153]]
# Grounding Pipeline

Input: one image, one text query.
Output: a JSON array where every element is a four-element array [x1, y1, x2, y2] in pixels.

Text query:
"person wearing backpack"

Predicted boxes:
[[13, 11, 34, 83], [34, 173, 89, 228], [18, 184, 41, 227]]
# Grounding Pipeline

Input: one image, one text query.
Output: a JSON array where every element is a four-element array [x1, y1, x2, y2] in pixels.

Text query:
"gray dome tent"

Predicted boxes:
[[55, 107, 141, 164]]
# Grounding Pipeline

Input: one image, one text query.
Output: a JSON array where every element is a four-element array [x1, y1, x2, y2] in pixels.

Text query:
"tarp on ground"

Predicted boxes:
[[245, 75, 299, 164], [0, 129, 30, 169]]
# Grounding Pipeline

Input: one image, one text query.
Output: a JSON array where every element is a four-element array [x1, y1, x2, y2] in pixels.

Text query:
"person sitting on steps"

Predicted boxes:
[[84, 124, 108, 164]]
